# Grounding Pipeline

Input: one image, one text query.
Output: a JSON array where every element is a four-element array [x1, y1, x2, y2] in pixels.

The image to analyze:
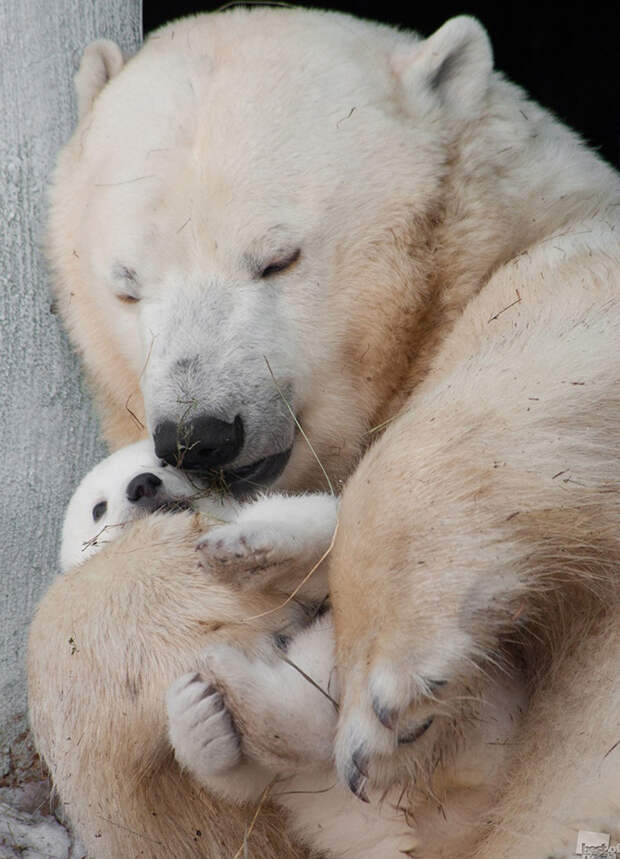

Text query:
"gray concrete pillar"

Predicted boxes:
[[0, 0, 141, 787]]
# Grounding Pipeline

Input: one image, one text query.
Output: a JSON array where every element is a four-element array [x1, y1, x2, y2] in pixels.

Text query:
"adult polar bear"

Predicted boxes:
[[32, 5, 620, 857]]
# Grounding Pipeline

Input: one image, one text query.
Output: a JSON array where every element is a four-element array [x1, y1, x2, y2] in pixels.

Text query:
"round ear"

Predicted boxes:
[[74, 39, 125, 122], [392, 17, 493, 119]]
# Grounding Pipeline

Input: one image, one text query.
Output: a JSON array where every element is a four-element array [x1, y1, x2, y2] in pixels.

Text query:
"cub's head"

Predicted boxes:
[[48, 9, 492, 494], [60, 439, 232, 571]]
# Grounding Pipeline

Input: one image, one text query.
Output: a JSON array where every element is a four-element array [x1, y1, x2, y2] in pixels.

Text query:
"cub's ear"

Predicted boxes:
[[392, 16, 493, 118], [74, 39, 125, 122]]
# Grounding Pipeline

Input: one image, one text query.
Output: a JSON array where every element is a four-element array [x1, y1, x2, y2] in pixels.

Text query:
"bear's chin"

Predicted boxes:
[[190, 447, 293, 500]]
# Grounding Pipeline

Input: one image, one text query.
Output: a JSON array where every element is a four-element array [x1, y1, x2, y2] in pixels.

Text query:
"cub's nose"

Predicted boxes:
[[126, 472, 162, 504], [153, 414, 244, 471]]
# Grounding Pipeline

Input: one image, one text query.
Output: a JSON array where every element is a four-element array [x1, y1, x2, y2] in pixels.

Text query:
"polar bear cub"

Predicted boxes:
[[59, 443, 428, 856], [60, 442, 526, 858], [60, 439, 231, 570], [60, 443, 411, 854], [60, 438, 336, 577]]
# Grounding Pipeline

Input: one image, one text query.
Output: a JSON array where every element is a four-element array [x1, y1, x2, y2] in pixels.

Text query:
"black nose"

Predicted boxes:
[[126, 472, 162, 503], [153, 414, 244, 471]]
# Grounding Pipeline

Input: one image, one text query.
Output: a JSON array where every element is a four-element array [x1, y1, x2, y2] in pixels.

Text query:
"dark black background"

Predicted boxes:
[[144, 2, 619, 168]]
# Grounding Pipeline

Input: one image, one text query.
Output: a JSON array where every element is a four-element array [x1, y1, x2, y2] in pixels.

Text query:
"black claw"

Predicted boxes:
[[351, 746, 369, 778], [274, 633, 291, 651], [426, 679, 447, 692], [372, 696, 397, 730], [207, 692, 225, 712], [345, 746, 370, 802], [202, 684, 217, 697], [346, 764, 370, 803], [398, 716, 434, 745]]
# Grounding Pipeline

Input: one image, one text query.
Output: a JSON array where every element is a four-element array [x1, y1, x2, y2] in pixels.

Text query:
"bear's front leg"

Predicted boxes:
[[330, 427, 516, 796], [329, 338, 618, 800]]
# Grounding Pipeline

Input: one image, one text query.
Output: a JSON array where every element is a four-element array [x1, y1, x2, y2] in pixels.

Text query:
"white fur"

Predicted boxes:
[[167, 615, 525, 859], [74, 39, 124, 121], [167, 620, 420, 858], [62, 451, 521, 857], [60, 439, 236, 571], [34, 6, 620, 856], [196, 492, 338, 597]]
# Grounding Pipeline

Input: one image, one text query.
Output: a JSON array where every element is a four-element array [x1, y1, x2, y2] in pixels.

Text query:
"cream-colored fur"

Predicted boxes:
[[168, 616, 525, 859], [28, 511, 309, 859], [31, 6, 620, 858], [42, 442, 523, 858]]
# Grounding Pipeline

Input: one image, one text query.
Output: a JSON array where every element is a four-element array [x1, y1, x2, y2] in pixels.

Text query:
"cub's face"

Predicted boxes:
[[49, 9, 456, 494], [60, 439, 232, 572]]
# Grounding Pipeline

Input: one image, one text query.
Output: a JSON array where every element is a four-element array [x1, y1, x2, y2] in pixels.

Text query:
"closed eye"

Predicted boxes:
[[92, 500, 107, 522], [260, 248, 301, 278], [113, 264, 141, 303]]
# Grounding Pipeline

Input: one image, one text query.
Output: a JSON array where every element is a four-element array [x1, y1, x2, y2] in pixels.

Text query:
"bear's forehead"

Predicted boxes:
[[86, 443, 156, 486], [85, 10, 407, 169], [68, 10, 443, 273]]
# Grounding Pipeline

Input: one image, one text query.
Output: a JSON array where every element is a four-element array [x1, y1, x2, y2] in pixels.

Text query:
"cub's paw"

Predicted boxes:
[[167, 672, 241, 777], [196, 493, 338, 589], [196, 522, 291, 586]]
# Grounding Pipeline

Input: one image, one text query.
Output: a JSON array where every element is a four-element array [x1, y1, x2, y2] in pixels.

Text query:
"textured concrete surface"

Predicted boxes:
[[0, 776, 86, 856], [0, 0, 141, 794]]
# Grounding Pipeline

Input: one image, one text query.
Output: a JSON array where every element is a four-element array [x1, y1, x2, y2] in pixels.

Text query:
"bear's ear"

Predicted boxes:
[[74, 39, 125, 122], [393, 17, 493, 118]]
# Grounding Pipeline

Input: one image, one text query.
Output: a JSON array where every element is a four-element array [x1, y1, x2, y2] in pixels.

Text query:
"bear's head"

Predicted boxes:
[[60, 438, 233, 571], [47, 9, 493, 494]]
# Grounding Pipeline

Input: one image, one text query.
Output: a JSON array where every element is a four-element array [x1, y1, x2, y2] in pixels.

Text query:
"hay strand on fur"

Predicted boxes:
[[264, 355, 334, 495], [277, 653, 339, 710], [366, 414, 398, 435], [243, 520, 339, 622], [231, 779, 276, 859]]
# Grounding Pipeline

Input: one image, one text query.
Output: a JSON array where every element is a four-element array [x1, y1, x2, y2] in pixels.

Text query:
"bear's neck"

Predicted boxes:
[[433, 74, 620, 318], [372, 78, 620, 431]]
